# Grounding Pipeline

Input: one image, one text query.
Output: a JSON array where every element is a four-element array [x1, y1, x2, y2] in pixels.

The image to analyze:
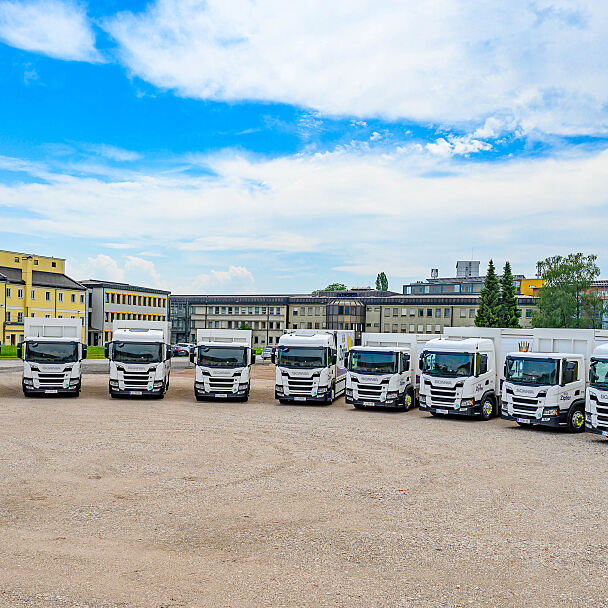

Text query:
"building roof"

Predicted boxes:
[[80, 279, 170, 295], [407, 274, 526, 285], [0, 266, 85, 290], [0, 249, 65, 261]]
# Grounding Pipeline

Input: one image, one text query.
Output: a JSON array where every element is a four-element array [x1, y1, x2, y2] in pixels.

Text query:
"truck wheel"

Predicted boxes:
[[403, 388, 415, 411], [568, 405, 585, 433], [326, 384, 335, 405], [480, 396, 495, 421]]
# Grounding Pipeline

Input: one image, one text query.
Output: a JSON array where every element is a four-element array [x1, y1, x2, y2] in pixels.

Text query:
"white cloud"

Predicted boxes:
[[102, 242, 132, 249], [67, 254, 164, 289], [87, 144, 141, 162], [426, 135, 493, 158], [0, 0, 101, 62], [190, 265, 254, 294], [4, 143, 608, 289], [104, 0, 608, 134]]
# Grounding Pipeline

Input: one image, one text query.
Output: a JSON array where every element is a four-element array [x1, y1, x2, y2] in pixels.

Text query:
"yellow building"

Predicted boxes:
[[0, 250, 86, 345], [520, 278, 544, 296]]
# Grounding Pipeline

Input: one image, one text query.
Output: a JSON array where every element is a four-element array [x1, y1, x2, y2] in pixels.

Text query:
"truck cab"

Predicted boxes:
[[106, 321, 171, 399], [418, 337, 498, 420], [502, 352, 586, 432], [586, 343, 608, 437], [18, 318, 86, 397], [274, 330, 352, 404], [191, 329, 254, 401], [345, 333, 432, 410]]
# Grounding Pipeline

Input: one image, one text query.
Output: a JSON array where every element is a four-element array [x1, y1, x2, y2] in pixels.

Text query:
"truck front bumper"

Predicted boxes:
[[275, 392, 328, 403], [585, 421, 608, 437], [419, 402, 479, 416], [501, 409, 566, 428], [109, 385, 164, 397], [23, 383, 79, 396], [195, 388, 247, 400], [345, 396, 399, 407]]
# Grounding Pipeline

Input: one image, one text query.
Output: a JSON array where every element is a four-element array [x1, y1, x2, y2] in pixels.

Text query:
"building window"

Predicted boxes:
[[418, 309, 423, 317], [525, 309, 532, 318], [293, 308, 298, 316], [409, 324, 415, 332], [427, 309, 432, 317], [6, 288, 11, 298], [445, 308, 450, 317], [6, 312, 11, 322], [71, 294, 76, 303], [14, 256, 19, 262], [17, 289, 23, 299], [33, 259, 38, 265], [58, 292, 63, 302], [435, 309, 441, 317], [51, 262, 56, 268], [469, 309, 475, 318], [80, 294, 84, 303], [17, 312, 23, 323], [46, 291, 51, 301], [460, 309, 467, 318], [31, 290, 35, 300]]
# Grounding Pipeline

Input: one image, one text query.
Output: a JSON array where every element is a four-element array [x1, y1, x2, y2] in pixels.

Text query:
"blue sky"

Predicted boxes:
[[0, 0, 607, 294]]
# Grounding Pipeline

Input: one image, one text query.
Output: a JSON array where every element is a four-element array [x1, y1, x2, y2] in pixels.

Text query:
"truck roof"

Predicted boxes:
[[351, 345, 409, 353], [24, 317, 82, 340], [506, 351, 583, 359], [424, 337, 494, 352], [593, 343, 608, 358], [113, 328, 165, 343], [196, 329, 252, 347], [279, 333, 333, 348], [112, 320, 169, 343]]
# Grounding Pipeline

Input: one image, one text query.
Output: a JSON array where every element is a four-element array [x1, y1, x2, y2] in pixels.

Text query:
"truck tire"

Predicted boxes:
[[567, 403, 585, 433], [325, 384, 335, 405], [403, 388, 415, 411], [480, 395, 495, 421]]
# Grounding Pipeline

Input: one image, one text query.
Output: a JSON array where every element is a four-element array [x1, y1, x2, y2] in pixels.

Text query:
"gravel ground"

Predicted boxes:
[[1, 366, 607, 608]]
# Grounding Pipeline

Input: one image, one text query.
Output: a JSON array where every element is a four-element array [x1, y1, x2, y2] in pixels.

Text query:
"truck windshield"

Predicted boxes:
[[505, 357, 559, 386], [589, 359, 608, 388], [26, 341, 78, 364], [112, 342, 162, 364], [198, 346, 247, 368], [422, 351, 473, 377], [277, 346, 326, 369], [349, 351, 396, 374]]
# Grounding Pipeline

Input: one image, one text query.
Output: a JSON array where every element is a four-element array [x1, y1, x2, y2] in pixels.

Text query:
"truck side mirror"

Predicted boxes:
[[82, 344, 88, 359], [17, 344, 22, 359], [332, 354, 337, 365], [189, 351, 195, 364], [104, 342, 110, 359], [402, 354, 410, 371], [419, 354, 424, 370], [271, 352, 276, 364], [166, 345, 172, 360], [479, 355, 488, 375], [251, 352, 256, 364]]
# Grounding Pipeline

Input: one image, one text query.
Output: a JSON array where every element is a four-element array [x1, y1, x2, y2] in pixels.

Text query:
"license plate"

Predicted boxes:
[[517, 418, 531, 424], [602, 431, 608, 437], [216, 394, 227, 398], [130, 391, 142, 396], [45, 389, 58, 394], [436, 408, 448, 414], [294, 396, 306, 401], [363, 401, 375, 406]]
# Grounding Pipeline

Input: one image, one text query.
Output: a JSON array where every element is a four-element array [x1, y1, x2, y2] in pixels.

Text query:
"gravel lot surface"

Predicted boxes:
[[1, 366, 607, 608]]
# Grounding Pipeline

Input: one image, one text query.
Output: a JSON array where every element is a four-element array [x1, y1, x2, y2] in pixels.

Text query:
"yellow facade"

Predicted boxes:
[[520, 278, 544, 296], [0, 250, 86, 344]]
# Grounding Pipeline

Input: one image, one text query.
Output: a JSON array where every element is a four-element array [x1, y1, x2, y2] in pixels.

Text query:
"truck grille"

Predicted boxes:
[[356, 382, 385, 400], [36, 372, 65, 387], [287, 378, 314, 395], [511, 396, 539, 418], [209, 377, 237, 393], [429, 385, 457, 406], [594, 398, 608, 431], [122, 371, 150, 389]]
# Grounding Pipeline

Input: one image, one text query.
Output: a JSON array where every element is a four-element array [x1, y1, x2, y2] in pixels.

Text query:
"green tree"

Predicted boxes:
[[532, 253, 601, 328], [498, 261, 520, 328], [375, 272, 389, 291], [238, 323, 252, 330], [312, 283, 347, 295], [475, 259, 500, 327]]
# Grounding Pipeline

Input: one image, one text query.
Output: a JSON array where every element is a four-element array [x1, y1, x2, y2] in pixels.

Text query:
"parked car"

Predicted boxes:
[[172, 343, 191, 357], [260, 346, 276, 361]]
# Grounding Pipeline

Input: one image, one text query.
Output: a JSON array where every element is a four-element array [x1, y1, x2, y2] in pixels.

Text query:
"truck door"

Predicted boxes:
[[559, 359, 580, 409]]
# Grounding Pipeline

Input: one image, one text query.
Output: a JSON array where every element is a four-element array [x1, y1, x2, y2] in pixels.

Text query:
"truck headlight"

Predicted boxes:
[[69, 379, 79, 386], [23, 378, 33, 386], [461, 398, 474, 408], [153, 381, 164, 389], [238, 383, 248, 391], [346, 389, 353, 397], [109, 380, 118, 388], [387, 391, 397, 399], [275, 385, 284, 395], [543, 408, 558, 417], [419, 395, 426, 404]]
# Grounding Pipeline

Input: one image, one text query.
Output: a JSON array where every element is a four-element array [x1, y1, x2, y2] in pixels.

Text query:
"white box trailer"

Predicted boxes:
[[584, 330, 608, 437], [106, 321, 172, 398], [274, 329, 354, 404], [17, 318, 85, 396], [192, 329, 255, 401], [345, 333, 434, 409]]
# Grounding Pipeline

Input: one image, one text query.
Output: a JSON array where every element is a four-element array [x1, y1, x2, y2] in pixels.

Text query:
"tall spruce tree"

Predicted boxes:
[[375, 272, 389, 291], [475, 259, 500, 327], [498, 261, 520, 328]]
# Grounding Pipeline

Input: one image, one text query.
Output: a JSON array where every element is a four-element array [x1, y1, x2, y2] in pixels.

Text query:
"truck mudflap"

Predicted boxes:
[[500, 411, 567, 428], [419, 402, 481, 416], [585, 421, 608, 437]]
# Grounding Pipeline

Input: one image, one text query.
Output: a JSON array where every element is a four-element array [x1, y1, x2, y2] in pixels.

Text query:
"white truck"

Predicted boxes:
[[501, 329, 595, 432], [191, 329, 255, 401], [583, 332, 608, 438], [418, 327, 534, 420], [16, 318, 86, 397], [345, 333, 434, 410], [105, 321, 172, 399], [273, 329, 354, 404]]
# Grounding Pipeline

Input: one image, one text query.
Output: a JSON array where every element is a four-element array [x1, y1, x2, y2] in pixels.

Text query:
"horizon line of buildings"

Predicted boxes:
[[3, 248, 606, 347]]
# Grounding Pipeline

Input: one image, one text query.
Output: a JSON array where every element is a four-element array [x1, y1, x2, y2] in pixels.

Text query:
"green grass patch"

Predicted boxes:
[[0, 345, 18, 360], [86, 346, 107, 359]]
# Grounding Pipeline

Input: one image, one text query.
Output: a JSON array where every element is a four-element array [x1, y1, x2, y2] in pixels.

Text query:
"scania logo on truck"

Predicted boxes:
[[290, 370, 311, 377], [516, 388, 535, 395], [435, 379, 453, 386]]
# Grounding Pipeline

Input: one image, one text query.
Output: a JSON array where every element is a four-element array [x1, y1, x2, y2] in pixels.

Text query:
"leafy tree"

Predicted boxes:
[[375, 272, 389, 291], [498, 261, 520, 328], [532, 253, 601, 328], [475, 259, 500, 327], [238, 323, 252, 330], [312, 283, 347, 295]]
